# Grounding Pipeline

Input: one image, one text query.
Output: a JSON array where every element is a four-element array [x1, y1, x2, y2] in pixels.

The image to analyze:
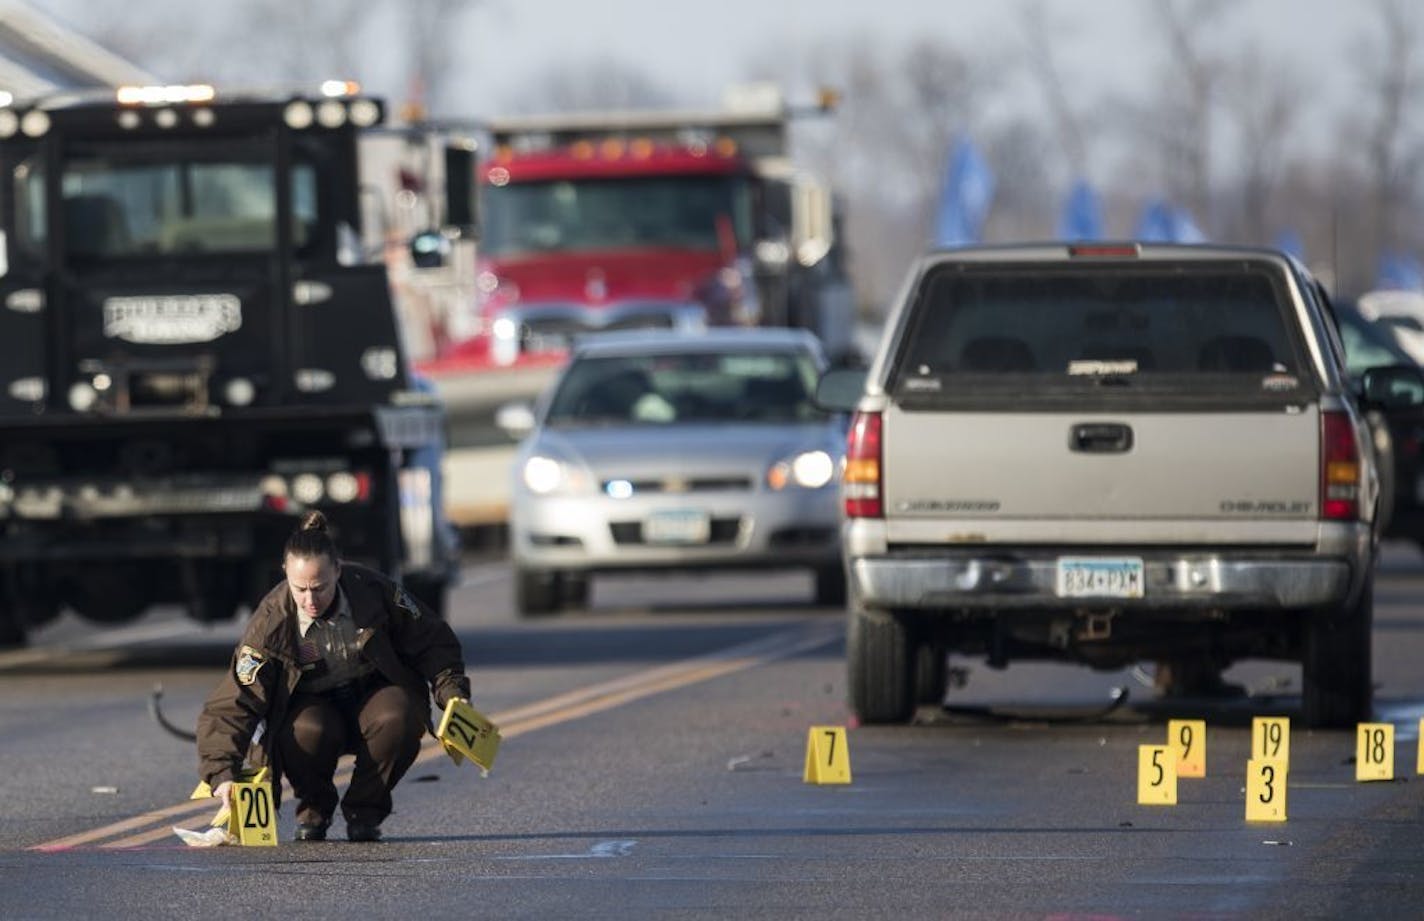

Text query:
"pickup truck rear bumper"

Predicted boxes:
[[850, 551, 1363, 612]]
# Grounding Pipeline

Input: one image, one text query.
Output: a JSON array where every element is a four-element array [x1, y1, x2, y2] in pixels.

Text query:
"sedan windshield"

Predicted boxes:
[[545, 350, 824, 426]]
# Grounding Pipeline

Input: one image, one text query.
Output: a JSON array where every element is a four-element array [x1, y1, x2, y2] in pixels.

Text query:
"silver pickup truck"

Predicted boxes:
[[817, 243, 1424, 728]]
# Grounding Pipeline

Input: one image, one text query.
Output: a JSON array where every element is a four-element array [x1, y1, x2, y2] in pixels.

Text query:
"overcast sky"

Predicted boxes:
[[43, 0, 1375, 122], [449, 0, 1364, 111]]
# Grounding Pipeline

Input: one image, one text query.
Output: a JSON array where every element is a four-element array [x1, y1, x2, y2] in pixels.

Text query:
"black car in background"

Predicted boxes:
[[1334, 300, 1424, 545]]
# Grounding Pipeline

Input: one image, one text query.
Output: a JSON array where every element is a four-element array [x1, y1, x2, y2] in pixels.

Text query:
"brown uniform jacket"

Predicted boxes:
[[196, 562, 470, 791]]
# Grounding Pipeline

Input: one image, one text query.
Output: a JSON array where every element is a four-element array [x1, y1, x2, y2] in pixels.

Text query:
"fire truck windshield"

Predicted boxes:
[[481, 175, 753, 258], [14, 144, 319, 261]]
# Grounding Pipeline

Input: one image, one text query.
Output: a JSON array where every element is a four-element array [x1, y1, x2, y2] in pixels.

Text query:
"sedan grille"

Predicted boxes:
[[610, 517, 743, 545], [604, 476, 753, 495]]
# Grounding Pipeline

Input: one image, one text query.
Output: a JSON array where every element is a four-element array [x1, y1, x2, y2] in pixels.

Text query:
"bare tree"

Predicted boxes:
[[72, 1, 378, 89], [403, 0, 483, 117], [1218, 48, 1304, 244], [1356, 0, 1424, 273], [742, 33, 1023, 308], [1018, 0, 1088, 179], [64, 3, 226, 84], [893, 38, 995, 206], [504, 58, 679, 113], [983, 123, 1054, 241], [232, 0, 370, 84], [1139, 0, 1229, 226]]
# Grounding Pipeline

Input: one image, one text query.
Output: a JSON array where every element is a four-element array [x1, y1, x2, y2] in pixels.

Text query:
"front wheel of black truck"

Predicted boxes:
[[1302, 582, 1374, 728], [0, 607, 24, 648], [847, 604, 914, 724]]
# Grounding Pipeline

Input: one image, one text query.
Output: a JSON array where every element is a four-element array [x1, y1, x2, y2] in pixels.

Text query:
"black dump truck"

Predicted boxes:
[[0, 83, 475, 645]]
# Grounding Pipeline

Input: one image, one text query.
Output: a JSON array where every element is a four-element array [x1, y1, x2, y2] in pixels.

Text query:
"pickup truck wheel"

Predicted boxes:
[[0, 607, 24, 649], [186, 563, 243, 623], [847, 606, 914, 723], [914, 642, 948, 705], [559, 572, 590, 611], [515, 567, 560, 618], [1302, 582, 1374, 728], [814, 564, 847, 607]]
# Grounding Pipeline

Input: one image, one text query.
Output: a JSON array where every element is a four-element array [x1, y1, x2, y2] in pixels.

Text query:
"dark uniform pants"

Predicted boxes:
[[277, 680, 427, 827]]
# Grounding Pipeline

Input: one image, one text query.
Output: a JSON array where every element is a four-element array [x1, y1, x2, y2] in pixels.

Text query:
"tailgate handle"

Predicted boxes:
[[1070, 423, 1133, 453]]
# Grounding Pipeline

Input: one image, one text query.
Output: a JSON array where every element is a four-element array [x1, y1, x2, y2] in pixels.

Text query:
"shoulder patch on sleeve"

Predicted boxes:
[[395, 587, 422, 619], [235, 645, 266, 686]]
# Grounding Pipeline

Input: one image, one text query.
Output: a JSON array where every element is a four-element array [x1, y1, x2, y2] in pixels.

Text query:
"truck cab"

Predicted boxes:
[[0, 83, 469, 644], [429, 91, 856, 372]]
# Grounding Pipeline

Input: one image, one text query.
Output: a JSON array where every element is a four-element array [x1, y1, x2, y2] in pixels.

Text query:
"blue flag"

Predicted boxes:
[[1376, 250, 1424, 291], [1272, 229, 1305, 261], [1057, 180, 1104, 241], [1134, 199, 1205, 243], [933, 136, 995, 248]]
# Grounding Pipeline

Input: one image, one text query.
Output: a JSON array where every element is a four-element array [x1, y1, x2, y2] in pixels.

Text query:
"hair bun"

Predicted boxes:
[[300, 510, 329, 532]]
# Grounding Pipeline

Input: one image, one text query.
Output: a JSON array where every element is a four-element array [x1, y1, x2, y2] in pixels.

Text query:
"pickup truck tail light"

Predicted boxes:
[[1321, 410, 1361, 520], [844, 410, 882, 518]]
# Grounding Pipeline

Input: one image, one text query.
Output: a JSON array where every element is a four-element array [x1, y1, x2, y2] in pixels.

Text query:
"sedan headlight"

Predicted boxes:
[[521, 454, 591, 496], [767, 450, 836, 490]]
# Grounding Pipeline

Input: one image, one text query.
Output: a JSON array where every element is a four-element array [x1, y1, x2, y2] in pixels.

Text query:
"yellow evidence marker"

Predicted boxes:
[[1245, 758, 1287, 822], [1136, 744, 1177, 805], [436, 697, 502, 776], [1251, 716, 1290, 767], [803, 725, 851, 784], [1356, 722, 1395, 782], [188, 766, 276, 846], [229, 780, 278, 846], [1169, 719, 1207, 778]]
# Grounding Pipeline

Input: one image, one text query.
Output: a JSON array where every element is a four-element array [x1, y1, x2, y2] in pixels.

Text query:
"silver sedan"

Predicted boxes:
[[499, 328, 847, 616]]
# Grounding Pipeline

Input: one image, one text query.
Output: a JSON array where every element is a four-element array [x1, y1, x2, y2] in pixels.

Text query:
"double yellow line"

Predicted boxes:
[[30, 621, 839, 851]]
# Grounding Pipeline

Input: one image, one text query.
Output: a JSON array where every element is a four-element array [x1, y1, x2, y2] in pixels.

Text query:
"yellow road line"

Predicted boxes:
[[31, 800, 223, 852], [32, 621, 838, 851]]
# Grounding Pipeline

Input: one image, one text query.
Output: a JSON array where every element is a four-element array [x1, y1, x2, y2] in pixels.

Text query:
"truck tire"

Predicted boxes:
[[0, 608, 24, 649], [847, 605, 914, 724], [914, 641, 948, 706], [814, 564, 847, 608], [559, 572, 590, 611], [515, 567, 560, 618], [70, 567, 152, 624], [187, 562, 244, 623], [1302, 582, 1374, 728]]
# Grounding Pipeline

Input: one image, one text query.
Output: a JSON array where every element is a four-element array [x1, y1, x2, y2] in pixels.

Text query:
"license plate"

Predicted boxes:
[[1055, 557, 1144, 598], [525, 332, 571, 353], [644, 509, 710, 544]]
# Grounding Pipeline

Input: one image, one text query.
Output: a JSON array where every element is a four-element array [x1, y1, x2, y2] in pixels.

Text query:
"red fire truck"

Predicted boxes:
[[415, 88, 857, 537]]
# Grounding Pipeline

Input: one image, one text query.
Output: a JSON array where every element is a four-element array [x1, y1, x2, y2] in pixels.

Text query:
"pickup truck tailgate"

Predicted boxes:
[[881, 404, 1322, 543]]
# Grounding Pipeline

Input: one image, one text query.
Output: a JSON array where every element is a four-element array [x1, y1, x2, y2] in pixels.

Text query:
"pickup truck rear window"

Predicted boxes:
[[892, 261, 1311, 401]]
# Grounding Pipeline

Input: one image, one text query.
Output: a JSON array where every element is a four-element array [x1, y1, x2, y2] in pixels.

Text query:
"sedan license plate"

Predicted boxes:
[[644, 509, 711, 545], [1055, 557, 1144, 598]]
